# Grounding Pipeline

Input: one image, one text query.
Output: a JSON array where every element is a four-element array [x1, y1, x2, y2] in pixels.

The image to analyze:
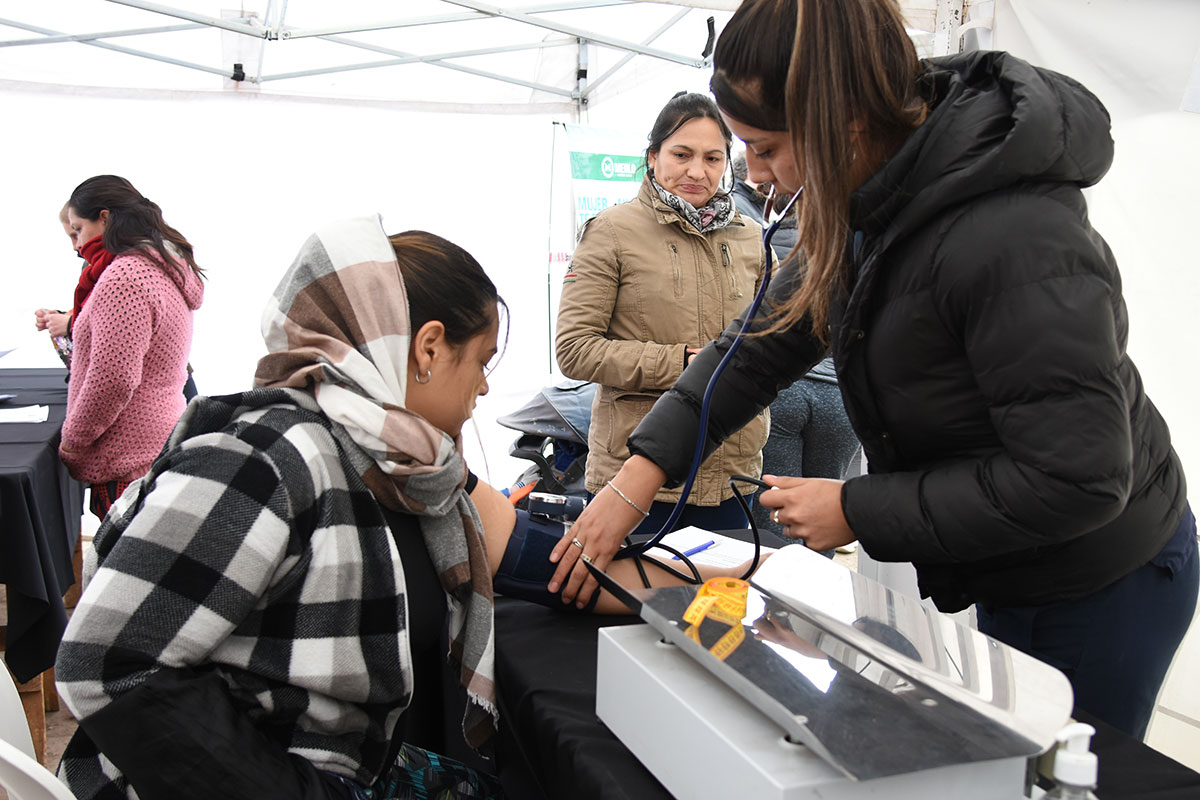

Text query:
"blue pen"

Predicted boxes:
[[673, 540, 715, 560]]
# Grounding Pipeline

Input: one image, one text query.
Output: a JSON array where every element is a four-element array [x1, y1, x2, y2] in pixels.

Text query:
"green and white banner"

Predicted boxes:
[[563, 123, 645, 228], [545, 122, 644, 372], [568, 151, 642, 183]]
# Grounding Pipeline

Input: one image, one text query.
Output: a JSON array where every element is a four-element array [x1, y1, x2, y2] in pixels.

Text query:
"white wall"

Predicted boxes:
[[987, 0, 1200, 768], [0, 83, 566, 488], [0, 21, 727, 487], [988, 0, 1200, 479]]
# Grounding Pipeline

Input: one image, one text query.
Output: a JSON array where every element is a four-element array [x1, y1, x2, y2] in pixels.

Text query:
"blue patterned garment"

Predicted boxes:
[[332, 745, 503, 800]]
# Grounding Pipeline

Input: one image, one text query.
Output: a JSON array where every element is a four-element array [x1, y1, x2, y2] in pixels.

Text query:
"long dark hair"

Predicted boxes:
[[388, 231, 509, 357], [644, 91, 734, 192], [712, 0, 926, 341], [68, 175, 204, 281]]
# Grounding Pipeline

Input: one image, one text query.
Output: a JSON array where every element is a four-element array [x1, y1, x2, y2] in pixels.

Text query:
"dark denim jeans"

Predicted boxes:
[[977, 505, 1198, 739]]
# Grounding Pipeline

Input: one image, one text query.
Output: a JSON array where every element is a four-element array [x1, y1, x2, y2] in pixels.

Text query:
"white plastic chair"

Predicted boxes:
[[0, 738, 76, 800], [0, 668, 75, 799], [0, 666, 35, 759]]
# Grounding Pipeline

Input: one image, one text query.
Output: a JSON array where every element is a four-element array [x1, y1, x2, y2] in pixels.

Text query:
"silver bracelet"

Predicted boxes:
[[607, 480, 650, 518]]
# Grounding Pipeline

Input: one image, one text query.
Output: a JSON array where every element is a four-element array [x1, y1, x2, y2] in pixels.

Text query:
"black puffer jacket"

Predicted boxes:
[[629, 51, 1187, 612]]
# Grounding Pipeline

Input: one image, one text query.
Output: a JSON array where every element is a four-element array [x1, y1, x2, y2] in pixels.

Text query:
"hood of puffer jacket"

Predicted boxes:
[[849, 50, 1114, 242]]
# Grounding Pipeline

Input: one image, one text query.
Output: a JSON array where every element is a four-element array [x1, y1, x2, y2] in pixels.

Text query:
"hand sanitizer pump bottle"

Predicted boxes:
[[1045, 722, 1100, 799]]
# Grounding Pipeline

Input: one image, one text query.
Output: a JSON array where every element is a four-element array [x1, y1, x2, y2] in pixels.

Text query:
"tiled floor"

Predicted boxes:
[[40, 705, 75, 775], [1148, 709, 1200, 769], [0, 521, 94, 797], [1146, 599, 1200, 771]]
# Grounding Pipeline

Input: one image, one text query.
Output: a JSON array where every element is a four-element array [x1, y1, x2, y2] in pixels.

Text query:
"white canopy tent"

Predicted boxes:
[[0, 1, 968, 114], [0, 0, 981, 477], [1, 0, 1197, 766]]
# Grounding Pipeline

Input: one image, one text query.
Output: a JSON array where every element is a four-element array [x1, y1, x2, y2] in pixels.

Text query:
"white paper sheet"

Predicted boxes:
[[651, 526, 777, 569], [0, 405, 49, 423]]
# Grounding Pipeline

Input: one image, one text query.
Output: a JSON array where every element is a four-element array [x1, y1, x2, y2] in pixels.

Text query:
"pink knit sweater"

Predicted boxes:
[[60, 251, 204, 483]]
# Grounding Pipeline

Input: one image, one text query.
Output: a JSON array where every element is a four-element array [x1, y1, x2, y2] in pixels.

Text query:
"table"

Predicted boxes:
[[0, 368, 84, 683], [492, 599, 1200, 800]]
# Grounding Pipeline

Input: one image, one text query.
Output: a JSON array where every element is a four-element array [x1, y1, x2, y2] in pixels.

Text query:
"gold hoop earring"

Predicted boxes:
[[415, 368, 432, 385]]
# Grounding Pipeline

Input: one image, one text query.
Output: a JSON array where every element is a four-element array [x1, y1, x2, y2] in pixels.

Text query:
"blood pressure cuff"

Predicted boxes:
[[495, 509, 599, 613]]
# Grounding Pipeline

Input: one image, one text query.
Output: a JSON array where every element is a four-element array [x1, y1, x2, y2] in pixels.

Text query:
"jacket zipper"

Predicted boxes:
[[721, 243, 742, 298], [669, 242, 681, 296]]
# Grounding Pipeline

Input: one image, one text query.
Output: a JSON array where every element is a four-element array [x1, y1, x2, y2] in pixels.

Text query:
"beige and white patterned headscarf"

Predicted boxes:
[[255, 215, 497, 748]]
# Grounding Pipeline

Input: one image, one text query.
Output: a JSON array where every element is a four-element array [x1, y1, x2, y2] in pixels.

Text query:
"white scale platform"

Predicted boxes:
[[597, 623, 1031, 800]]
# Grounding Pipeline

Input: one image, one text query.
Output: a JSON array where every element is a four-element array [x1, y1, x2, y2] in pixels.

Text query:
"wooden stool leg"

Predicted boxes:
[[62, 536, 84, 609], [16, 672, 46, 765], [43, 666, 59, 712]]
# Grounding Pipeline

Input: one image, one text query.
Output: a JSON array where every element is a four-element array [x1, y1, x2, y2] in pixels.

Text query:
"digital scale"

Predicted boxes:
[[591, 544, 1073, 799]]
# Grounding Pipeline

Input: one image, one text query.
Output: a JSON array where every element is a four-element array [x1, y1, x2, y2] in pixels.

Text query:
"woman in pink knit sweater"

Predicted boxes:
[[60, 175, 205, 519]]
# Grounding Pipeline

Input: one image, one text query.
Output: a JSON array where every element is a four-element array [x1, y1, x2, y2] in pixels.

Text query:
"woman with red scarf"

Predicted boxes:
[[33, 204, 83, 367], [60, 175, 205, 519]]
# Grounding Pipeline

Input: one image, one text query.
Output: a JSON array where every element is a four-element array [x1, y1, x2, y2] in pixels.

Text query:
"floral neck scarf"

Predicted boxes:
[[650, 176, 736, 233]]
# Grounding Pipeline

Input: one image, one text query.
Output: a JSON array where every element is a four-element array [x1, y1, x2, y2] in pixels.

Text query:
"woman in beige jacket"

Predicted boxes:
[[556, 91, 767, 534]]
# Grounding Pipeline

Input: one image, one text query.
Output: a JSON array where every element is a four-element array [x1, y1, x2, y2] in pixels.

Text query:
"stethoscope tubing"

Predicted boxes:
[[615, 188, 803, 572]]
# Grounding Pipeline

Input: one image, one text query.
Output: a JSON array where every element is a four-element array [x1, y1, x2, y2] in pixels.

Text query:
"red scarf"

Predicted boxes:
[[73, 236, 117, 326]]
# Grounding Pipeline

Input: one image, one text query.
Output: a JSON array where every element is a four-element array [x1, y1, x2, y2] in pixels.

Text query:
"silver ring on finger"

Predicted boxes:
[[572, 537, 584, 550], [581, 552, 595, 565], [772, 509, 781, 524]]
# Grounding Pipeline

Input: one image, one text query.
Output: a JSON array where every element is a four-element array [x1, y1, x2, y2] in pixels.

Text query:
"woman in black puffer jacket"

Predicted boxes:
[[551, 0, 1196, 741]]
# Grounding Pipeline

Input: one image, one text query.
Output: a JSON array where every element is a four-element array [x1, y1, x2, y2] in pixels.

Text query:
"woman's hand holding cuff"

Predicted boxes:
[[548, 455, 666, 607]]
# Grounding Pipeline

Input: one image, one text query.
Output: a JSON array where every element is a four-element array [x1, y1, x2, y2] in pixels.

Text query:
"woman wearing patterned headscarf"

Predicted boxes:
[[55, 217, 506, 800], [55, 216, 752, 800]]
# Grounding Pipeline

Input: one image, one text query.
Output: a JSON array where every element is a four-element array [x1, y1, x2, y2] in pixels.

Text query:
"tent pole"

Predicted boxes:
[[103, 0, 264, 38], [932, 0, 965, 56], [262, 39, 575, 97], [0, 16, 229, 77], [253, 0, 274, 83], [584, 7, 690, 99], [575, 37, 588, 117], [440, 0, 710, 67], [278, 1, 627, 40], [0, 23, 203, 48], [546, 122, 563, 373]]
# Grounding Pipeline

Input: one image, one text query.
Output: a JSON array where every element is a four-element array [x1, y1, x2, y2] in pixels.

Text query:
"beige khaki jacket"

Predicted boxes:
[[556, 178, 768, 505]]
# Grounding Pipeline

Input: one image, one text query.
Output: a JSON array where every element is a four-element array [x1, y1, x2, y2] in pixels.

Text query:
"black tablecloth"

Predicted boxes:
[[493, 598, 1200, 800], [0, 367, 84, 682], [494, 602, 653, 800]]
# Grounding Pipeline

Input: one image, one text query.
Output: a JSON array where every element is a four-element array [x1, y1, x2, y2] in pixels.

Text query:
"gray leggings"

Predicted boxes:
[[753, 377, 861, 546]]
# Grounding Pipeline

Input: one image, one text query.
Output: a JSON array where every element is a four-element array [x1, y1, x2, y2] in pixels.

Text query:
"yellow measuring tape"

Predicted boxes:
[[682, 578, 750, 661], [683, 577, 750, 625]]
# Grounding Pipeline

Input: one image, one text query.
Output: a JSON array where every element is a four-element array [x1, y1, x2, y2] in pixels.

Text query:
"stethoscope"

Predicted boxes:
[[610, 187, 804, 586]]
